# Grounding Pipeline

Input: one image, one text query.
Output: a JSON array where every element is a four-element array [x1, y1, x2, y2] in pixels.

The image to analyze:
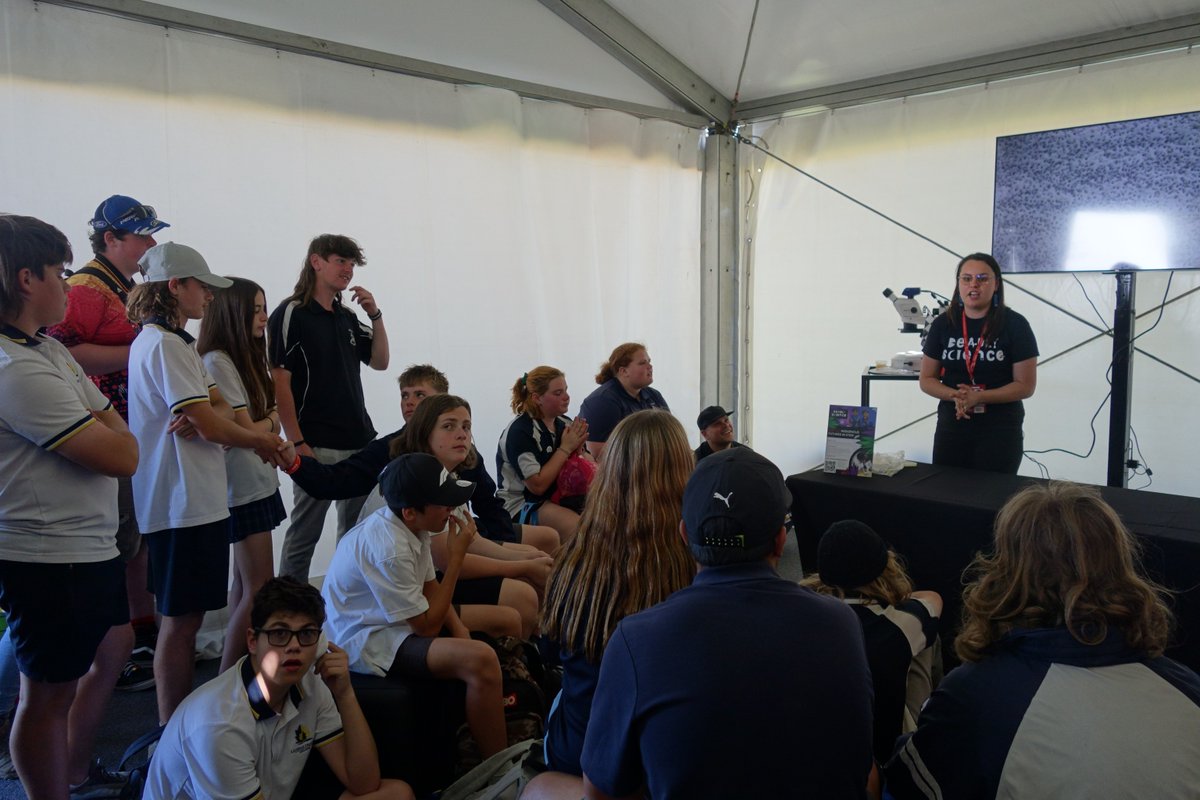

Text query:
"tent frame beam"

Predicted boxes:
[[536, 0, 732, 124], [735, 11, 1200, 120]]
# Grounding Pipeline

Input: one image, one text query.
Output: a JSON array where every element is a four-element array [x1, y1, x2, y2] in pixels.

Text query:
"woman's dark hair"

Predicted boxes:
[[946, 252, 1007, 344], [389, 393, 478, 470], [197, 277, 276, 421]]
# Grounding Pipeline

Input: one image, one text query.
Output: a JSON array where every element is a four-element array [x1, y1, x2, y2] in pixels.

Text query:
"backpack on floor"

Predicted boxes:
[[117, 726, 164, 800], [438, 739, 545, 800], [454, 634, 548, 776]]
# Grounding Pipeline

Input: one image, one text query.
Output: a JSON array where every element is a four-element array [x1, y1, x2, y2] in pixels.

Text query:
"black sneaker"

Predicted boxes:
[[68, 759, 128, 799], [114, 660, 154, 693], [131, 630, 156, 666]]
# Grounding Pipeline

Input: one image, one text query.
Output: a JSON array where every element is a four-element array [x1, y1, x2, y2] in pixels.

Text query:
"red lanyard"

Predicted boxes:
[[962, 313, 988, 386]]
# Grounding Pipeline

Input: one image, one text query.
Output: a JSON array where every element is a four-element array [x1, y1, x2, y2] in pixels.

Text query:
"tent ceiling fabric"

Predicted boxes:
[[44, 0, 1200, 124], [608, 0, 1200, 102]]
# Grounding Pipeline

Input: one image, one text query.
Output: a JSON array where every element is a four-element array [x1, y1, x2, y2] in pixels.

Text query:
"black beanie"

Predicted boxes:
[[817, 519, 889, 590]]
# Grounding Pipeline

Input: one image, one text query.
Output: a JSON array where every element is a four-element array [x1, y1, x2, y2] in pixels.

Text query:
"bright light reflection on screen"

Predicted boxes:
[[1063, 211, 1170, 271]]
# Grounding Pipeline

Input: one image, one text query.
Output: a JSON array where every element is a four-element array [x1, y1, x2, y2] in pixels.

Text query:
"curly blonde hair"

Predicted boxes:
[[955, 482, 1172, 662]]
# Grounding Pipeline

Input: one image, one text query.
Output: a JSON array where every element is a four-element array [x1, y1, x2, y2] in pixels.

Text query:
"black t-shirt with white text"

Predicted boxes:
[[922, 309, 1038, 425]]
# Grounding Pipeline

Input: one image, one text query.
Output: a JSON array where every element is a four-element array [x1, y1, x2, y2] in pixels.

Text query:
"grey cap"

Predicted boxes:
[[138, 242, 233, 288]]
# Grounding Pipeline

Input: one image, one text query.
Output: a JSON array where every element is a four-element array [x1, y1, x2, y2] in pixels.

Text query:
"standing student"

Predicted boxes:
[[127, 242, 284, 724], [46, 194, 168, 693], [0, 214, 140, 798], [269, 234, 390, 582], [919, 253, 1038, 474], [578, 342, 668, 463], [197, 277, 287, 673], [321, 454, 509, 758]]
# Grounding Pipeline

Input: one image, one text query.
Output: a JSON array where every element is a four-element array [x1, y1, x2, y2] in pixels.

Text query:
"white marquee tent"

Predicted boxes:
[[4, 0, 1199, 578]]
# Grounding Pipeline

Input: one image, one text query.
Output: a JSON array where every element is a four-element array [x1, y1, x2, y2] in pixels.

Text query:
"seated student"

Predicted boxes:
[[0, 214, 141, 798], [578, 342, 668, 463], [380, 395, 540, 636], [803, 520, 941, 766], [886, 482, 1200, 799], [301, 394, 542, 637], [693, 405, 742, 461], [579, 448, 874, 800], [321, 453, 508, 758], [523, 410, 696, 800], [281, 363, 558, 556], [145, 577, 412, 800], [496, 366, 590, 545]]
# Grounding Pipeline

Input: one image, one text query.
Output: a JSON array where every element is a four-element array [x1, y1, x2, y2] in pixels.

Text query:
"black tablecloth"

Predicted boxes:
[[787, 464, 1200, 672]]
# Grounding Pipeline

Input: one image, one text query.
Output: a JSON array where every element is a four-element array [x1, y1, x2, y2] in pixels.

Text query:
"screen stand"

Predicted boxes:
[[1107, 270, 1136, 488]]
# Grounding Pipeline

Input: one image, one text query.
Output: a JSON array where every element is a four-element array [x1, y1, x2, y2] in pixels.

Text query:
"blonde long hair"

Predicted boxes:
[[802, 551, 914, 607], [955, 481, 1172, 662], [541, 409, 696, 662]]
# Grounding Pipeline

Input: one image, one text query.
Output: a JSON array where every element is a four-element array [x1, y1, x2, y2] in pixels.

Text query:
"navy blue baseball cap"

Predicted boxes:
[[380, 453, 475, 512], [682, 447, 791, 563], [89, 195, 170, 236], [697, 405, 734, 430]]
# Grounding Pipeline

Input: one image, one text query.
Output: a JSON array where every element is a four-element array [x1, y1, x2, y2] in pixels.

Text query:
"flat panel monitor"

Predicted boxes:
[[992, 110, 1200, 274]]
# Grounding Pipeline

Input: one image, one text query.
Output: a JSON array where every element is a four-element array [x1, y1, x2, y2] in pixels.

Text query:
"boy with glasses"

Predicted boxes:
[[145, 577, 412, 800]]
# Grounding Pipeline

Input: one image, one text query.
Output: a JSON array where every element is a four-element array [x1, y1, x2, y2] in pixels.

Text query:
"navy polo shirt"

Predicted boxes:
[[267, 298, 375, 449], [582, 561, 874, 799], [577, 379, 669, 443]]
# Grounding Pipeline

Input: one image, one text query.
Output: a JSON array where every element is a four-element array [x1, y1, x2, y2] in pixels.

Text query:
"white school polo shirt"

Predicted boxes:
[[322, 507, 436, 677], [128, 322, 228, 533], [0, 326, 118, 563], [144, 655, 344, 799], [201, 350, 279, 508]]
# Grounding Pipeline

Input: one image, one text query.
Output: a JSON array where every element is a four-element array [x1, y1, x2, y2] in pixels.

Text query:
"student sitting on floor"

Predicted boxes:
[[886, 482, 1200, 799], [145, 576, 412, 800], [802, 520, 941, 766], [321, 453, 509, 759]]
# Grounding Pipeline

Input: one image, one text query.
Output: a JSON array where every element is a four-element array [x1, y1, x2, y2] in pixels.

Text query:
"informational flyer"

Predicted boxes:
[[824, 405, 877, 477]]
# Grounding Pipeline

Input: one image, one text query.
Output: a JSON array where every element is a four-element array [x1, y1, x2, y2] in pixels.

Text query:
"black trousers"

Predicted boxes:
[[932, 420, 1024, 474]]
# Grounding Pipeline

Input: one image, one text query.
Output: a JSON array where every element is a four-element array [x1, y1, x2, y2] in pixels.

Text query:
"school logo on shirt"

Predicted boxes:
[[291, 723, 314, 754]]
